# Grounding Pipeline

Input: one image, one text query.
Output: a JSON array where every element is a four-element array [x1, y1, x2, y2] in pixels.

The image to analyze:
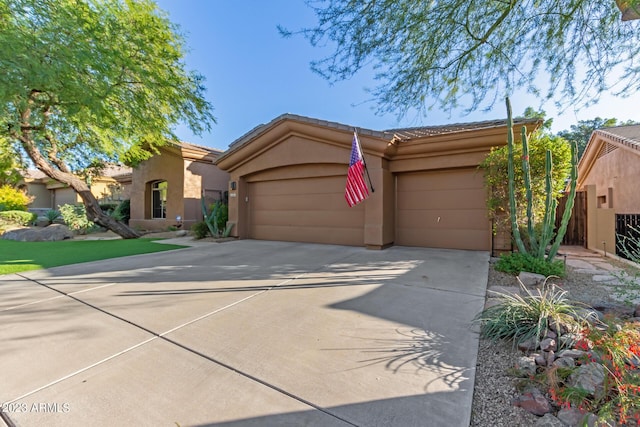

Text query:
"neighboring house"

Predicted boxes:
[[128, 141, 229, 231], [576, 124, 640, 256], [215, 114, 538, 252], [21, 165, 132, 211]]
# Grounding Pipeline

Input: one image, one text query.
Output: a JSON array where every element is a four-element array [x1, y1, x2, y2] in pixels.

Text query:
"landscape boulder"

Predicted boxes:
[[1, 225, 74, 242]]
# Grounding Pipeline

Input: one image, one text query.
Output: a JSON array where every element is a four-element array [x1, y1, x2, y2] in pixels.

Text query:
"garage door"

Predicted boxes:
[[396, 168, 490, 250], [248, 175, 365, 246]]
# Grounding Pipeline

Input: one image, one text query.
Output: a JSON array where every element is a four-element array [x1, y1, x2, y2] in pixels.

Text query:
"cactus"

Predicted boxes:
[[505, 97, 577, 262], [506, 99, 527, 254]]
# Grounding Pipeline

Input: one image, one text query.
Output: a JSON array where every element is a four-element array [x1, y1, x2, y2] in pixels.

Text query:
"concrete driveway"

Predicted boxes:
[[0, 240, 488, 427]]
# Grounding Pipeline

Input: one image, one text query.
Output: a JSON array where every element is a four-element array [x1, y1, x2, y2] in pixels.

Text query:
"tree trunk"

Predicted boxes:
[[20, 140, 141, 239], [77, 188, 141, 239]]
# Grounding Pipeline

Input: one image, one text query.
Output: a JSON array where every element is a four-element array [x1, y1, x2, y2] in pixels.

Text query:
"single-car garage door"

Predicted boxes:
[[248, 175, 365, 246], [396, 168, 491, 250]]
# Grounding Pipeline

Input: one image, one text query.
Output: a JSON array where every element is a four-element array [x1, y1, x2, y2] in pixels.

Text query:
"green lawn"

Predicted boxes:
[[0, 238, 187, 275]]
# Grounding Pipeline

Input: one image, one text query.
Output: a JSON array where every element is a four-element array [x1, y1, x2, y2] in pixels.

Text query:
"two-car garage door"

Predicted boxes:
[[247, 168, 490, 250], [395, 168, 491, 251]]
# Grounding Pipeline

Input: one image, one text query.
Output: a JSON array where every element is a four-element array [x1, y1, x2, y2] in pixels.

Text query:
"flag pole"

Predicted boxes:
[[354, 128, 375, 193]]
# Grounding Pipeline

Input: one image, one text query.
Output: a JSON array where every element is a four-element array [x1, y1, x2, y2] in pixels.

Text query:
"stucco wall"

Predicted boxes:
[[53, 187, 79, 207], [184, 159, 230, 228], [129, 148, 184, 231], [26, 182, 52, 209], [585, 185, 616, 253], [581, 146, 640, 214], [129, 146, 230, 231]]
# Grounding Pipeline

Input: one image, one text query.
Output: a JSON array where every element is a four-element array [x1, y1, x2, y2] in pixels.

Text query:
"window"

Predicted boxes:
[[151, 181, 167, 219]]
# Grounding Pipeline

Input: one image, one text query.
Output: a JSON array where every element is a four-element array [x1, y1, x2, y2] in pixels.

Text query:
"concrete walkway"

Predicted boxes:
[[0, 240, 489, 427]]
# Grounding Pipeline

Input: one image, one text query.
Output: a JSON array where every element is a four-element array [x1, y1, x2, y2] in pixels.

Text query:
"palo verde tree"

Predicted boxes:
[[0, 0, 215, 238], [283, 1, 640, 115]]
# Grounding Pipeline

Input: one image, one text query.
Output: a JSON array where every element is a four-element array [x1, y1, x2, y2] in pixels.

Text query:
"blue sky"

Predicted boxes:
[[155, 1, 639, 150]]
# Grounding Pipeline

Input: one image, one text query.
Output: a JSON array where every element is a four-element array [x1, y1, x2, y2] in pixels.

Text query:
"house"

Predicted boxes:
[[128, 141, 229, 231], [22, 165, 132, 212], [215, 114, 538, 252], [576, 124, 640, 256]]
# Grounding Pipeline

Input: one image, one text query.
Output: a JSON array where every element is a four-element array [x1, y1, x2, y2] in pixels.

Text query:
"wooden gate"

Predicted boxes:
[[555, 191, 586, 246]]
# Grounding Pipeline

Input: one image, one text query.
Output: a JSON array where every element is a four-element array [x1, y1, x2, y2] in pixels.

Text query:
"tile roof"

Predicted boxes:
[[595, 125, 640, 151], [228, 113, 539, 149], [175, 140, 225, 154], [384, 118, 537, 141]]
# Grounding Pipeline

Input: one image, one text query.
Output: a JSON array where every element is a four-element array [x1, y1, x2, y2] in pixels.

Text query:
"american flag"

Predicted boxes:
[[345, 132, 369, 207]]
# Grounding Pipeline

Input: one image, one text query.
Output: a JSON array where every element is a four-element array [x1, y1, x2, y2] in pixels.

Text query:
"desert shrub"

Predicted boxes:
[[0, 210, 37, 226], [475, 280, 587, 348], [58, 204, 97, 234], [0, 185, 32, 211], [111, 199, 130, 224], [495, 252, 565, 277], [546, 320, 640, 424], [191, 221, 210, 239]]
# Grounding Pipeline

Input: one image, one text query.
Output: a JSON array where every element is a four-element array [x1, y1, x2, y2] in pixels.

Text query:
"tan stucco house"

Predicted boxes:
[[129, 141, 229, 231], [22, 165, 131, 211], [576, 124, 640, 255], [215, 114, 538, 252]]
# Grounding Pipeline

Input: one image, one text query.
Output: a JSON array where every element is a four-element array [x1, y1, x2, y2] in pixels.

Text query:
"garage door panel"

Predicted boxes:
[[249, 175, 364, 246], [398, 170, 483, 191], [395, 228, 489, 251], [251, 209, 364, 228], [251, 193, 349, 211], [399, 209, 490, 230], [252, 177, 345, 196], [251, 225, 363, 246], [396, 189, 487, 210], [396, 169, 490, 250]]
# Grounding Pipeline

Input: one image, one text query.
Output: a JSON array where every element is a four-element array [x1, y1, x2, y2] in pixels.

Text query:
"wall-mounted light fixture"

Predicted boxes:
[[230, 181, 237, 190]]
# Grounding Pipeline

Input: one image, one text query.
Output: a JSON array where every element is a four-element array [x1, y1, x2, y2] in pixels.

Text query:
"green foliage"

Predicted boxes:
[[0, 210, 37, 226], [58, 204, 97, 234], [99, 203, 119, 215], [191, 221, 210, 240], [496, 97, 578, 263], [45, 209, 61, 225], [285, 0, 640, 115], [112, 199, 131, 224], [208, 201, 228, 235], [495, 252, 565, 277], [0, 0, 214, 239], [0, 0, 215, 170], [0, 136, 23, 186], [474, 281, 586, 347], [481, 128, 571, 232], [0, 185, 32, 211]]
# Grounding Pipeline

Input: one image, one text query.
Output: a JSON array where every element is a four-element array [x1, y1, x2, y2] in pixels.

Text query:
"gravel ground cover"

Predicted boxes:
[[470, 255, 640, 426]]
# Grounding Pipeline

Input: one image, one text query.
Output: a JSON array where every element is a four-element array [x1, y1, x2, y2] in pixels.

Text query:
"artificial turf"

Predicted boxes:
[[0, 238, 186, 275]]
